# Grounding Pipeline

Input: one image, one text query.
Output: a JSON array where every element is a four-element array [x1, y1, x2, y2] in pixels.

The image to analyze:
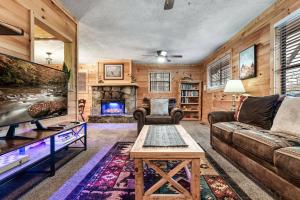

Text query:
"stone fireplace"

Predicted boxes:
[[89, 84, 138, 123]]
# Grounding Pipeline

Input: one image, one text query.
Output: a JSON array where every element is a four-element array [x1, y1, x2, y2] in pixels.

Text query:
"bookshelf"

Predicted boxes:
[[179, 80, 200, 121]]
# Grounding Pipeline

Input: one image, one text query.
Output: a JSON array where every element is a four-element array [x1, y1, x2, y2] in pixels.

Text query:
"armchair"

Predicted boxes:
[[133, 98, 184, 134]]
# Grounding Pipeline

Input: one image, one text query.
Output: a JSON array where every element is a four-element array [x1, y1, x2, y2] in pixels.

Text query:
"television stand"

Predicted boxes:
[[0, 124, 34, 140], [31, 120, 48, 130]]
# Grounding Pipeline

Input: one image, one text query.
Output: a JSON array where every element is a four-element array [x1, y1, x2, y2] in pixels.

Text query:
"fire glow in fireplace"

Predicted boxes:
[[101, 101, 125, 115]]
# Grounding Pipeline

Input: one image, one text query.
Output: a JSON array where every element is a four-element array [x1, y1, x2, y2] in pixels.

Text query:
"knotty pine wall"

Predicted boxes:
[[199, 0, 300, 122], [0, 0, 77, 132], [77, 63, 202, 118], [132, 63, 202, 107]]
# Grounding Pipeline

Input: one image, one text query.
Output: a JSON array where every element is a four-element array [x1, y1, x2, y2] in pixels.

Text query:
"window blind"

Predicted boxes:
[[207, 54, 231, 89], [277, 15, 300, 96]]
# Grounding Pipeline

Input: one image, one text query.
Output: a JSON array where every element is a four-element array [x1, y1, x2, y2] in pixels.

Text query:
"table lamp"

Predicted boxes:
[[224, 80, 246, 111]]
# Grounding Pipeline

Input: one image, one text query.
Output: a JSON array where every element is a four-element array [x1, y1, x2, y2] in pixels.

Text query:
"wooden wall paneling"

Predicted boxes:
[[0, 0, 78, 125], [132, 64, 202, 107], [16, 0, 76, 42], [0, 1, 30, 59], [199, 0, 300, 122]]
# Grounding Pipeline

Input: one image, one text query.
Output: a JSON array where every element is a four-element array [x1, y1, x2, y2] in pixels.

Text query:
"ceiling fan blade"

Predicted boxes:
[[169, 55, 183, 58], [164, 0, 174, 10], [142, 55, 156, 57]]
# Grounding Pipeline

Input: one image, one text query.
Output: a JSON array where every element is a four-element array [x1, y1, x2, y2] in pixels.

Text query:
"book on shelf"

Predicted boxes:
[[181, 84, 198, 90], [181, 90, 199, 97]]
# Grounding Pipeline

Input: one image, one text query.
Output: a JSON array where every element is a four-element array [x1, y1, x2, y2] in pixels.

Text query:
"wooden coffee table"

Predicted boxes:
[[130, 125, 204, 200]]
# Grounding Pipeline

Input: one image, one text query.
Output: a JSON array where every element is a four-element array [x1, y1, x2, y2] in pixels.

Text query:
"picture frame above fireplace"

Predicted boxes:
[[104, 64, 124, 80]]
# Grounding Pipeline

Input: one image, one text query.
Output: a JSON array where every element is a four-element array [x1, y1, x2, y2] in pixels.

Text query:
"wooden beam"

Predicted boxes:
[[35, 17, 72, 42]]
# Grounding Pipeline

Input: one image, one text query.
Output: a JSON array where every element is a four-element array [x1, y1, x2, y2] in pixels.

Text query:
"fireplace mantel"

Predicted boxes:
[[90, 83, 139, 87]]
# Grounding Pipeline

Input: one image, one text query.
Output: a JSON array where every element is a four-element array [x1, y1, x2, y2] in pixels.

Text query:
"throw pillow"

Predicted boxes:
[[150, 99, 169, 115], [234, 96, 248, 121], [237, 95, 279, 130], [271, 97, 300, 137]]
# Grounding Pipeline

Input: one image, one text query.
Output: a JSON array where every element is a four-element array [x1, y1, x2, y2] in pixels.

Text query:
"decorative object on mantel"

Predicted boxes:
[[104, 64, 124, 80], [239, 45, 256, 80], [224, 80, 246, 111], [98, 75, 104, 83]]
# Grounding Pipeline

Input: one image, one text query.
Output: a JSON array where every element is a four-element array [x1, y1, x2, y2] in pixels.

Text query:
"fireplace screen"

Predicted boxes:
[[101, 101, 125, 115]]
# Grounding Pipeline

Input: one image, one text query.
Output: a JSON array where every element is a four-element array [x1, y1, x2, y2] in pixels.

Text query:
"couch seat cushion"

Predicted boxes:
[[274, 147, 300, 187], [232, 129, 291, 163], [212, 121, 263, 144], [146, 115, 172, 124]]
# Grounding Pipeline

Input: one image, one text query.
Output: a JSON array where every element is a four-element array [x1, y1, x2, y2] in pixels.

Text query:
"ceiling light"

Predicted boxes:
[[159, 50, 167, 57], [158, 56, 166, 63]]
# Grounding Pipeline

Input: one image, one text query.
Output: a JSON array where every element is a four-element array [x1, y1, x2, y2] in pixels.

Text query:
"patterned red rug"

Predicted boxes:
[[66, 142, 249, 200]]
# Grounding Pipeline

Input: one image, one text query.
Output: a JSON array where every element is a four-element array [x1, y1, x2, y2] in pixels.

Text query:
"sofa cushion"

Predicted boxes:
[[150, 99, 169, 115], [146, 115, 172, 124], [232, 129, 291, 163], [237, 95, 279, 130], [212, 121, 263, 144], [271, 96, 300, 138], [274, 147, 300, 187]]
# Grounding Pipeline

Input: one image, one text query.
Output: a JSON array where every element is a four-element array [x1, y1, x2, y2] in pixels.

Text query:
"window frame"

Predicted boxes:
[[149, 72, 171, 93], [207, 53, 232, 91], [275, 11, 300, 96]]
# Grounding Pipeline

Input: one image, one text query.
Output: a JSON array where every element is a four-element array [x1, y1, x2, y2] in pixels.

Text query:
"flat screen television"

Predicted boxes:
[[0, 53, 68, 130]]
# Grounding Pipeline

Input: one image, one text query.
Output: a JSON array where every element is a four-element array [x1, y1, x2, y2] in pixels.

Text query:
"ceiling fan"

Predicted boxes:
[[164, 0, 174, 10], [142, 50, 183, 63]]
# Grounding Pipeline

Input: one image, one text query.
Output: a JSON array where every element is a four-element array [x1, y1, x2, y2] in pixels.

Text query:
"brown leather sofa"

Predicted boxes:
[[133, 97, 184, 134], [208, 111, 300, 200]]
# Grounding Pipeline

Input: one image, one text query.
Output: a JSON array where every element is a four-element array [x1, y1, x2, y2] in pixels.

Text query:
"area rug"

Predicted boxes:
[[66, 142, 249, 200]]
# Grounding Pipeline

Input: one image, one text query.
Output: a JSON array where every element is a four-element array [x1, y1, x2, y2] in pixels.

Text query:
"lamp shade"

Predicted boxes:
[[224, 80, 246, 94]]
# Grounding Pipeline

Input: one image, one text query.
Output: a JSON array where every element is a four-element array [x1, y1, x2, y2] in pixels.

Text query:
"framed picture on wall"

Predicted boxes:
[[104, 64, 124, 80], [239, 45, 256, 80]]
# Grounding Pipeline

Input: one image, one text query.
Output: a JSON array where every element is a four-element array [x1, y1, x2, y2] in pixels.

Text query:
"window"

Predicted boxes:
[[149, 72, 171, 92], [276, 14, 300, 96], [207, 54, 231, 89]]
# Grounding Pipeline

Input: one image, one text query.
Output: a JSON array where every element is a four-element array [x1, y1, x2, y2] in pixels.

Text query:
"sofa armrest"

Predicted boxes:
[[170, 108, 184, 124], [208, 111, 235, 125]]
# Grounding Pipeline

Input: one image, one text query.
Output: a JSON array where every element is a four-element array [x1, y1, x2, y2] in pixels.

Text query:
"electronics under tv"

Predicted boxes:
[[0, 53, 68, 139]]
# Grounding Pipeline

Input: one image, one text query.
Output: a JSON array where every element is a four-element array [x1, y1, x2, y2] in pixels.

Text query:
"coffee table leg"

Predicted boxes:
[[135, 159, 144, 200], [191, 158, 200, 200]]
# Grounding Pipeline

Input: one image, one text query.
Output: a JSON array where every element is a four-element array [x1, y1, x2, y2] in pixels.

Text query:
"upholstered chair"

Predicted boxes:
[[133, 97, 184, 134]]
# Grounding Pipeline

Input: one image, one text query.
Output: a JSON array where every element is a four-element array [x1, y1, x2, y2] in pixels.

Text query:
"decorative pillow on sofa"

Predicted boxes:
[[236, 95, 279, 130], [271, 97, 300, 137], [150, 99, 169, 115]]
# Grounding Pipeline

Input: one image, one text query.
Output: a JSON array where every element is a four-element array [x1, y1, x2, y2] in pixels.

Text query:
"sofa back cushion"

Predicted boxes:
[[271, 97, 300, 137], [150, 99, 169, 115], [236, 95, 279, 130]]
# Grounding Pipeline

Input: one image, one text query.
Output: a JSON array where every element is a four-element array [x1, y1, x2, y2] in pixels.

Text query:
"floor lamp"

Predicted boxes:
[[224, 80, 246, 111]]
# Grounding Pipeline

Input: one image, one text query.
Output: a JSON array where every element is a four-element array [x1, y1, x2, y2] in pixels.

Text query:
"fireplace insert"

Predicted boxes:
[[101, 100, 125, 115]]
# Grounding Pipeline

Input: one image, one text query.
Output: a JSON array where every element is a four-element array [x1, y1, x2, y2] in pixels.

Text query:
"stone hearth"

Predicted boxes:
[[88, 84, 137, 123]]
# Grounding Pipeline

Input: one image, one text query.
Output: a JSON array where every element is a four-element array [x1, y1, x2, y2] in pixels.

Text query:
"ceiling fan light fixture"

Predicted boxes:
[[157, 56, 166, 63], [158, 50, 168, 57]]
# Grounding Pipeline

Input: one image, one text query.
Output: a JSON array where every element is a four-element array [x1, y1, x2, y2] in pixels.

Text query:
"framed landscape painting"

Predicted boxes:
[[239, 45, 256, 80], [104, 64, 124, 80]]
